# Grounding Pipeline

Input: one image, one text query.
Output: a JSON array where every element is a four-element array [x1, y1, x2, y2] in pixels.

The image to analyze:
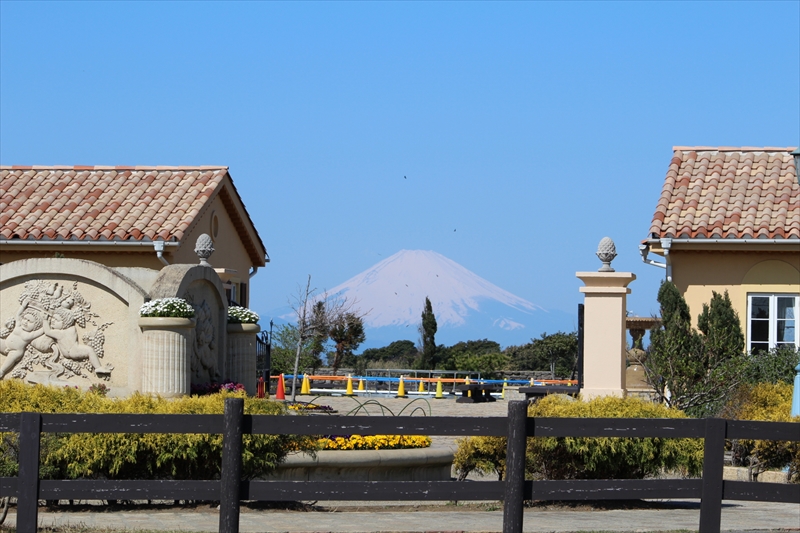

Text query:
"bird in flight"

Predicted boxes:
[[404, 176, 407, 179]]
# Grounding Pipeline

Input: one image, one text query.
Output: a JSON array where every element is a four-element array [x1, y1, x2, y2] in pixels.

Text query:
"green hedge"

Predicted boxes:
[[453, 395, 704, 481], [0, 380, 317, 480], [724, 382, 799, 483]]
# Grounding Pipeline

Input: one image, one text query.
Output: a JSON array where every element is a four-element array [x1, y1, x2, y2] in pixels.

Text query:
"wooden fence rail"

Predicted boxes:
[[1, 399, 798, 533]]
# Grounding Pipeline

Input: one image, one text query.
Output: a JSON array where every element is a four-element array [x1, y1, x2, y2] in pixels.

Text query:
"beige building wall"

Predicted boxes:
[[670, 251, 800, 341], [0, 248, 164, 270], [177, 195, 254, 305]]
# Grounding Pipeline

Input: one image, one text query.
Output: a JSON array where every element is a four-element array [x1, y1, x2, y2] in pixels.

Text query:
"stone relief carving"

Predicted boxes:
[[0, 280, 113, 384], [184, 293, 218, 383]]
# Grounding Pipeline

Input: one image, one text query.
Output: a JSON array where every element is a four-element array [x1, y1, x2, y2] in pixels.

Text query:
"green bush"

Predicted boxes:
[[454, 395, 704, 481], [0, 380, 317, 480], [723, 382, 799, 483], [744, 346, 800, 385], [452, 352, 509, 379]]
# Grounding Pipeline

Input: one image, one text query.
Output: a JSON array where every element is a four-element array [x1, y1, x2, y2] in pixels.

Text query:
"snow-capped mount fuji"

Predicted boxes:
[[325, 250, 574, 349]]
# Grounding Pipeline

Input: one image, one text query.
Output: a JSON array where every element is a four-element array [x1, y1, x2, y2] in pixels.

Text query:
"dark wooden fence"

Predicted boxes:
[[1, 399, 798, 533]]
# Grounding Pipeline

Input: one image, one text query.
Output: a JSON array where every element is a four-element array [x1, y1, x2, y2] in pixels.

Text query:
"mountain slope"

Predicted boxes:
[[328, 250, 542, 327], [324, 250, 574, 348]]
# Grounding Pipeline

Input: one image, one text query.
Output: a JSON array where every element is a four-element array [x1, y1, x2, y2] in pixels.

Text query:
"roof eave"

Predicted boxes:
[[644, 237, 800, 254]]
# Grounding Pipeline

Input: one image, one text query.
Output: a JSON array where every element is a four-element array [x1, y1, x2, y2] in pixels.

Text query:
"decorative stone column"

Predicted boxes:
[[625, 316, 661, 396], [139, 317, 196, 397], [227, 323, 260, 395], [576, 238, 636, 399]]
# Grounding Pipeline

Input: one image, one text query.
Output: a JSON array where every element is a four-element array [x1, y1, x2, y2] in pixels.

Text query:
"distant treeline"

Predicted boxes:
[[270, 325, 578, 379]]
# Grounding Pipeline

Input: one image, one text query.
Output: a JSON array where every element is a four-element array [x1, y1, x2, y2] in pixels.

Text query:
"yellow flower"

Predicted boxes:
[[316, 434, 431, 451]]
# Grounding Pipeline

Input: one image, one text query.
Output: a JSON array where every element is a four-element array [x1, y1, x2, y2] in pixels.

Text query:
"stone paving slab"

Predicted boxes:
[[6, 500, 799, 532]]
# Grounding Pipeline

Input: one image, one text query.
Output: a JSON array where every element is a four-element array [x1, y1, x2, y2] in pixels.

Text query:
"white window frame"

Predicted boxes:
[[746, 293, 800, 352]]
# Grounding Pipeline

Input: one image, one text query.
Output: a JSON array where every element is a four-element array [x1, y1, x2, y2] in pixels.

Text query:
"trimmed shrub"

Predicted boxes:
[[0, 380, 317, 480], [724, 382, 799, 483], [453, 395, 704, 481], [452, 432, 507, 481]]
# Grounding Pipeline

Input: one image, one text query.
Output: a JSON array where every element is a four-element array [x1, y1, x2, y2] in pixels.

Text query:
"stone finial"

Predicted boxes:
[[195, 234, 215, 267], [596, 237, 617, 272]]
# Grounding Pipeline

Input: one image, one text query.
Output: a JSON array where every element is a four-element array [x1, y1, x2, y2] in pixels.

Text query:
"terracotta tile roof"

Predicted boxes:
[[648, 147, 800, 240], [0, 166, 243, 243]]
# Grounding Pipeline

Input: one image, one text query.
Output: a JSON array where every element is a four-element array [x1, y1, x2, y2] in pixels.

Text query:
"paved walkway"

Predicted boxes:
[[4, 391, 799, 531], [6, 500, 800, 532]]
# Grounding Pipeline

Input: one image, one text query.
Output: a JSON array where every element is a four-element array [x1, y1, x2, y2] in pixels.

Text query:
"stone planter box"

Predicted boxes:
[[723, 466, 791, 484], [226, 322, 260, 395], [266, 447, 455, 482], [139, 317, 196, 397]]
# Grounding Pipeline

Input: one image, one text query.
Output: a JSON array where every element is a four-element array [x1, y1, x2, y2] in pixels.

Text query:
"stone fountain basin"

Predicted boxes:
[[267, 447, 455, 481]]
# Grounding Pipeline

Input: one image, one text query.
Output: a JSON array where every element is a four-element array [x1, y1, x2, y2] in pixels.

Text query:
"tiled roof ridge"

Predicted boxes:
[[648, 147, 799, 241], [1, 165, 229, 170], [1, 167, 229, 244], [672, 146, 797, 152]]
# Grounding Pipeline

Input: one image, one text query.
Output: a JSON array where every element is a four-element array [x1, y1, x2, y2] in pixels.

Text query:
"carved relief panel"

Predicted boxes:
[[0, 280, 114, 386]]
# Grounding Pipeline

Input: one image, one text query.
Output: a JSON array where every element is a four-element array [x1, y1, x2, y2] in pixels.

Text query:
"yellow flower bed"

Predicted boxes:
[[319, 434, 431, 451]]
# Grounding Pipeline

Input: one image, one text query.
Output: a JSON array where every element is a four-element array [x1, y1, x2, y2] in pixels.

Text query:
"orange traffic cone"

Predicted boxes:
[[275, 374, 286, 400]]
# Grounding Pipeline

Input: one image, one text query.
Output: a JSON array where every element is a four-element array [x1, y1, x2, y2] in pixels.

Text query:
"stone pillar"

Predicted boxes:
[[576, 237, 636, 399], [139, 317, 196, 397], [227, 323, 260, 395]]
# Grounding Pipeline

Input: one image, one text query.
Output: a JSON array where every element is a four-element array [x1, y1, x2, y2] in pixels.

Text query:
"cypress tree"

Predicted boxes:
[[419, 297, 438, 369], [697, 290, 744, 367], [645, 281, 747, 417]]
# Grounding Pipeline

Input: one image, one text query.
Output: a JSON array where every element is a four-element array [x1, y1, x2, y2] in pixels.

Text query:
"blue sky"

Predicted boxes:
[[2, 1, 798, 341]]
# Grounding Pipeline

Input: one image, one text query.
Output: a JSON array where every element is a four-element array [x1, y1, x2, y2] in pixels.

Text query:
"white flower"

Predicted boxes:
[[227, 306, 259, 324], [140, 298, 195, 318]]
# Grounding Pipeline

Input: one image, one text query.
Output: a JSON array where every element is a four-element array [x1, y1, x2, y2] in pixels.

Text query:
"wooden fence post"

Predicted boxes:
[[17, 412, 42, 532], [219, 398, 244, 533], [699, 418, 726, 532], [503, 400, 527, 533]]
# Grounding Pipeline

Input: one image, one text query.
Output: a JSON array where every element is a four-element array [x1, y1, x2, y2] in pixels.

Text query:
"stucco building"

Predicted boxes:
[[640, 147, 799, 352], [0, 166, 268, 307]]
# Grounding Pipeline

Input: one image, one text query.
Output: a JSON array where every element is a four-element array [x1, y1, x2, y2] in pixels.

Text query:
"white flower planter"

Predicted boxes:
[[226, 322, 260, 395], [139, 317, 196, 397]]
